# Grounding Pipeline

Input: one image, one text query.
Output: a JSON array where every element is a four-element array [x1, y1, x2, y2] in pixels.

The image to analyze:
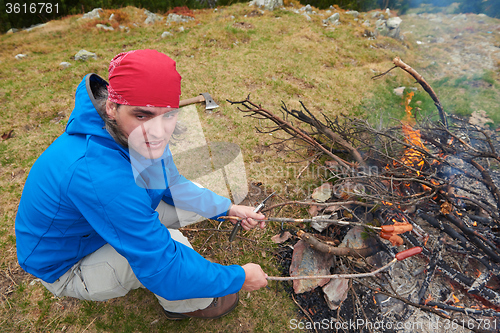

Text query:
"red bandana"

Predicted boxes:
[[107, 49, 181, 108]]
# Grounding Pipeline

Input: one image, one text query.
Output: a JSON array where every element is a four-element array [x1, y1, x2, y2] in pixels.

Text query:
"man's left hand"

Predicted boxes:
[[228, 205, 266, 231]]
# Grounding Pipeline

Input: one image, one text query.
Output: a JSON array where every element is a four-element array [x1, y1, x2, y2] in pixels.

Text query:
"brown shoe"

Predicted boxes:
[[163, 293, 239, 320]]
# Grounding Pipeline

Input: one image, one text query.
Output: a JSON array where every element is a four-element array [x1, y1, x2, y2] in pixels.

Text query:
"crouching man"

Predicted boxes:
[[15, 49, 268, 320]]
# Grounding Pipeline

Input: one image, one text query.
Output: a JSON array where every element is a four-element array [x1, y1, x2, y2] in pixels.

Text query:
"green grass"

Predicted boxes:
[[0, 3, 499, 333]]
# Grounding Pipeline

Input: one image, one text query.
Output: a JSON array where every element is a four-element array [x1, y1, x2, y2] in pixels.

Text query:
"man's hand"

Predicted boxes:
[[228, 204, 266, 231], [241, 263, 268, 291]]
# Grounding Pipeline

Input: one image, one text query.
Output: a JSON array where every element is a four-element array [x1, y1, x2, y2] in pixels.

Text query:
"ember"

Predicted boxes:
[[229, 57, 500, 332]]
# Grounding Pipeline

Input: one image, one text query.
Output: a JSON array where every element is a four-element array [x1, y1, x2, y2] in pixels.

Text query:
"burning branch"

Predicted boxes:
[[392, 57, 448, 128]]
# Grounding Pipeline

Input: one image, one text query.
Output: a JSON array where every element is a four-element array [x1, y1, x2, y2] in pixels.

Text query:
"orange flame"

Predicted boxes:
[[400, 91, 428, 172]]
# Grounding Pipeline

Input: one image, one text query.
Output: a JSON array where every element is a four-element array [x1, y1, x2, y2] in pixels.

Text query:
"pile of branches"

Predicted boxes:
[[228, 58, 500, 330]]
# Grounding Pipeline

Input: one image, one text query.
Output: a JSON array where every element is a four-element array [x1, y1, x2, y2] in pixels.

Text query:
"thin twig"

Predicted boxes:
[[266, 258, 397, 281], [291, 294, 318, 333]]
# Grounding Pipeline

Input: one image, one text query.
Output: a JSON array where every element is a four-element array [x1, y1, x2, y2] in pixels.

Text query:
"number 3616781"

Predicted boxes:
[[6, 3, 59, 14]]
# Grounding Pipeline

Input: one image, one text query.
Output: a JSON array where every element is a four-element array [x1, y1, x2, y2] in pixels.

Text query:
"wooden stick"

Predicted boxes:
[[392, 57, 448, 127], [217, 216, 382, 231], [266, 258, 397, 281]]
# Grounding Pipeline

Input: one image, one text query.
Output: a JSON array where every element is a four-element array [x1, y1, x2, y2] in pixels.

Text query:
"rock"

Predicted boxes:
[[303, 13, 311, 21], [346, 10, 359, 18], [386, 16, 402, 29], [362, 20, 371, 27], [271, 231, 292, 244], [323, 12, 340, 25], [119, 25, 130, 32], [25, 23, 47, 32], [393, 86, 405, 96], [75, 49, 97, 61], [178, 26, 185, 32], [80, 8, 102, 20], [311, 183, 333, 202], [161, 31, 173, 38], [15, 54, 27, 60], [6, 28, 19, 34], [339, 226, 371, 249], [322, 278, 349, 310], [452, 14, 467, 21], [301, 4, 313, 14], [376, 16, 402, 39], [59, 62, 71, 69], [166, 13, 194, 23], [290, 240, 333, 294], [249, 0, 283, 11], [311, 215, 335, 232], [96, 24, 114, 31], [144, 10, 163, 24], [371, 11, 382, 19], [109, 13, 115, 21]]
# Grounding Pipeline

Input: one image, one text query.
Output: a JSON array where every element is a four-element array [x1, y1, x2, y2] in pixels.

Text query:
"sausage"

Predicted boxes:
[[395, 247, 423, 261], [379, 232, 404, 246], [381, 223, 413, 234]]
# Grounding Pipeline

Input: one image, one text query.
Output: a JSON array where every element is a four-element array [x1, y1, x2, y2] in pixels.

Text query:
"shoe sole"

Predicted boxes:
[[163, 293, 239, 320]]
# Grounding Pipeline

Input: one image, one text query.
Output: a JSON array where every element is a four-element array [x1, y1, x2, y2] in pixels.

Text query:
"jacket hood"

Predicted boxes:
[[66, 74, 114, 140]]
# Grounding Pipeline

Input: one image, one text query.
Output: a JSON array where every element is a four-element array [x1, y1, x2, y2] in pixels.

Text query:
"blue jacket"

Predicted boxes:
[[15, 74, 245, 300]]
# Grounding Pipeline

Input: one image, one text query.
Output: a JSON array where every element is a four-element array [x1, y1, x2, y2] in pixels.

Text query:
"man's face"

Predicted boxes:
[[107, 101, 179, 159]]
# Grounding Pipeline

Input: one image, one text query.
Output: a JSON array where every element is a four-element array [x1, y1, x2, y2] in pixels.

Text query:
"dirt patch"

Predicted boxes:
[[233, 22, 255, 30]]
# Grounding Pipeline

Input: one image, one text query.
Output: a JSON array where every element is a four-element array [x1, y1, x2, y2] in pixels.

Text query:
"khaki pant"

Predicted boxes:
[[41, 201, 213, 313]]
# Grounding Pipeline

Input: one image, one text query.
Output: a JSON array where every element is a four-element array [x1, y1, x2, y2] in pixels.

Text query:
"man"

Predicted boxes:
[[15, 49, 268, 320]]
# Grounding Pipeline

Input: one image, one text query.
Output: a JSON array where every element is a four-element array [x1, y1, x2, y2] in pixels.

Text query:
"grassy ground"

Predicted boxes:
[[0, 3, 499, 332]]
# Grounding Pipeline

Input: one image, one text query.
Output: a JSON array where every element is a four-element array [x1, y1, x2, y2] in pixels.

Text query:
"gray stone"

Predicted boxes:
[[109, 13, 115, 21], [96, 24, 114, 31], [75, 49, 97, 61], [362, 20, 371, 27], [322, 278, 349, 310], [144, 10, 163, 24], [452, 14, 467, 21], [323, 12, 340, 25], [302, 4, 313, 13], [386, 16, 402, 29], [59, 62, 71, 69], [80, 8, 102, 20], [346, 10, 359, 18], [311, 215, 335, 233], [161, 31, 173, 38], [393, 86, 405, 96], [15, 54, 27, 60], [249, 0, 283, 11], [119, 25, 130, 32], [25, 23, 47, 32], [166, 13, 194, 23], [290, 240, 333, 294], [6, 28, 19, 34], [178, 26, 185, 32], [303, 13, 311, 21]]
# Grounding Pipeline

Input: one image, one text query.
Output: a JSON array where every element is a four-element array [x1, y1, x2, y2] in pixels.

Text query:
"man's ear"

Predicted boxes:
[[106, 100, 117, 120]]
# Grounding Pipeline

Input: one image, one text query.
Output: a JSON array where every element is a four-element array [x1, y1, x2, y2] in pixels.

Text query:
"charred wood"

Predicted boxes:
[[444, 213, 500, 264]]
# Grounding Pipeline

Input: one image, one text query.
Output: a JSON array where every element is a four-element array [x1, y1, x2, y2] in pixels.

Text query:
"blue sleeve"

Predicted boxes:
[[161, 149, 232, 219], [67, 146, 245, 301]]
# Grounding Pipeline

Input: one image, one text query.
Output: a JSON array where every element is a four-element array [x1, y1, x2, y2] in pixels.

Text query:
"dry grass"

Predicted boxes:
[[0, 3, 498, 332]]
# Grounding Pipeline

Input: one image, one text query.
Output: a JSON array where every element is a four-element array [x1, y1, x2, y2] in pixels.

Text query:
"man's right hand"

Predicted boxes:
[[241, 263, 268, 291]]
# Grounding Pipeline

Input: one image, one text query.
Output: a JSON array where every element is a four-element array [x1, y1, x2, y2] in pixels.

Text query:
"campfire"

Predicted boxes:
[[228, 58, 500, 332]]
